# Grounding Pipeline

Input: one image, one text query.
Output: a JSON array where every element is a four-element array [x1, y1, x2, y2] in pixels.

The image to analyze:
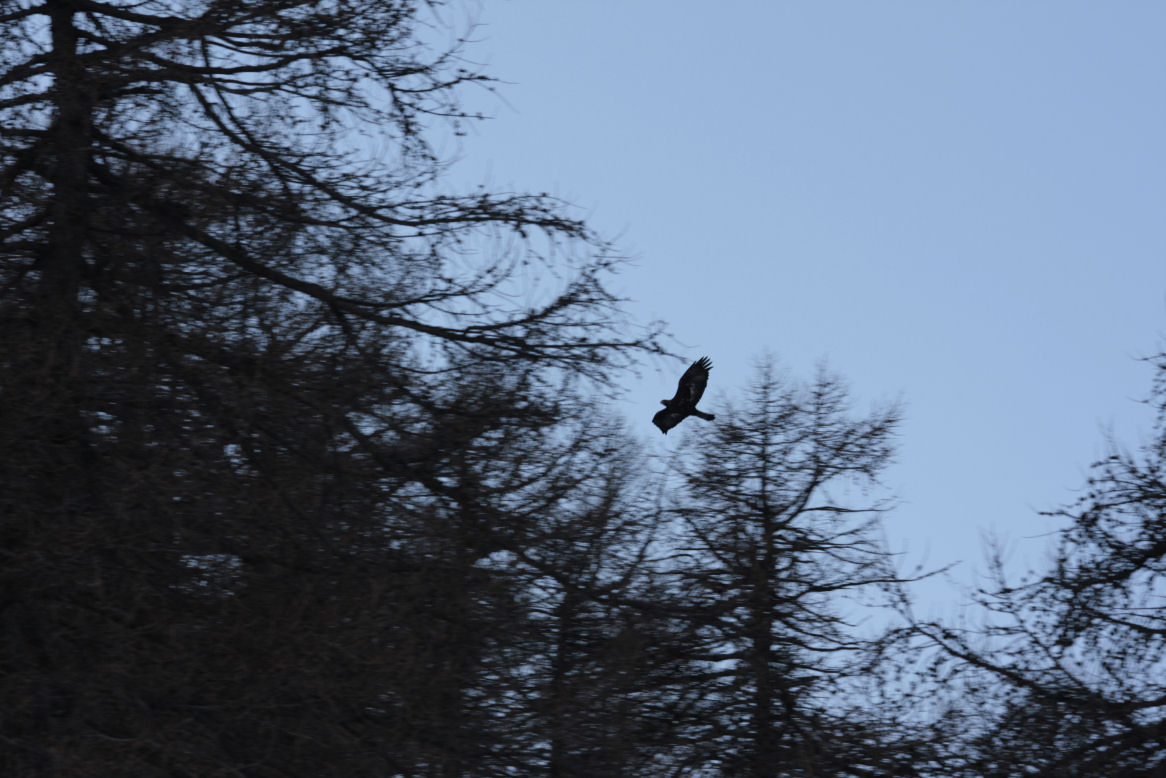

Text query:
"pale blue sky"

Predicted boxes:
[[450, 2, 1166, 613]]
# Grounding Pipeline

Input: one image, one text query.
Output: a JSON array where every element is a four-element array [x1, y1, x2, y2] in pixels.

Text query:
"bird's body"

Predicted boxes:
[[653, 356, 715, 434]]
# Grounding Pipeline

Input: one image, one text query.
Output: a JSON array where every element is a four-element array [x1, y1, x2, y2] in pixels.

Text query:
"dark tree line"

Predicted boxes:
[[3, 1, 1165, 776], [0, 0, 660, 772]]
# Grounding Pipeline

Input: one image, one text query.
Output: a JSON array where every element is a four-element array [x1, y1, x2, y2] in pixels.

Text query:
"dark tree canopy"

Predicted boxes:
[[0, 1, 665, 774], [0, 0, 662, 379]]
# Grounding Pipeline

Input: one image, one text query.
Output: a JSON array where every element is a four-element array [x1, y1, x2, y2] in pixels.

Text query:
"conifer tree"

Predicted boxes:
[[0, 2, 660, 773], [663, 359, 929, 777]]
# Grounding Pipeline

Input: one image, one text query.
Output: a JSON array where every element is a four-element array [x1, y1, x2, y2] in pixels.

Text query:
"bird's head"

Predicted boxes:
[[660, 399, 670, 407]]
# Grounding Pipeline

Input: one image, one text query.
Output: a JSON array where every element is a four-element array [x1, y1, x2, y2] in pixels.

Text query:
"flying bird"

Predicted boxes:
[[653, 356, 715, 434]]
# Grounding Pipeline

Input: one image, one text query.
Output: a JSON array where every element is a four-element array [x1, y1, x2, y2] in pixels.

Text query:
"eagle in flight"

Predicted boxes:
[[653, 356, 715, 434]]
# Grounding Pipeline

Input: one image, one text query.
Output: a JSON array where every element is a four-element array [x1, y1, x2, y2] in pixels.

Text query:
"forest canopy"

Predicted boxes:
[[1, 1, 1163, 776]]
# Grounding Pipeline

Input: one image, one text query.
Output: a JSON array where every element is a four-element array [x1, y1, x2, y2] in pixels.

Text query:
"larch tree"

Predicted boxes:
[[0, 1, 662, 774], [663, 358, 933, 777]]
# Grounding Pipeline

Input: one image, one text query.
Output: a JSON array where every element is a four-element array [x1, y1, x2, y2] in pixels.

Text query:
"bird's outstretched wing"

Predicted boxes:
[[674, 356, 712, 406]]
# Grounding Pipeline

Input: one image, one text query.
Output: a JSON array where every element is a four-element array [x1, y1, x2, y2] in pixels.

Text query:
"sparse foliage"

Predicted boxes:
[[915, 350, 1166, 777]]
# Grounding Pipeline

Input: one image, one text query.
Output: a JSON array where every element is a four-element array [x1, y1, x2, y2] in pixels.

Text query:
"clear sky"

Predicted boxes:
[[448, 2, 1166, 614]]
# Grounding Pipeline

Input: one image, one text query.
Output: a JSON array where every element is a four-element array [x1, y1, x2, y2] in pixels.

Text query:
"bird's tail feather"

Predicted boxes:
[[693, 410, 715, 421]]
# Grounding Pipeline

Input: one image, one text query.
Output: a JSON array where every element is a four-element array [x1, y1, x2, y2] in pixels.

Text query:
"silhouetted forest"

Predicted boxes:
[[2, 2, 1163, 775]]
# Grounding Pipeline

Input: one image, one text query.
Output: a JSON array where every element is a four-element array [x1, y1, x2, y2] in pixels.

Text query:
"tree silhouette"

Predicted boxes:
[[660, 359, 932, 777], [0, 1, 661, 773], [915, 350, 1166, 777]]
